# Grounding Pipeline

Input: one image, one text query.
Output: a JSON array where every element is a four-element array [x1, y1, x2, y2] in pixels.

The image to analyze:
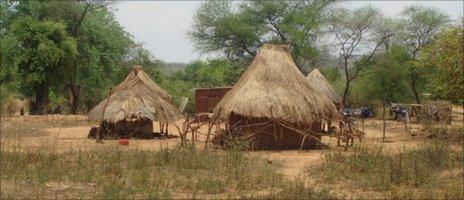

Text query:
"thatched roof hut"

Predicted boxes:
[[306, 68, 340, 103], [88, 65, 180, 124], [212, 44, 340, 149], [213, 44, 339, 125]]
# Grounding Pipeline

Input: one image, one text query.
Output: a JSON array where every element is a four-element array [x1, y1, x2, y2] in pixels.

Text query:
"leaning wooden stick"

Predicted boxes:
[[96, 88, 112, 143]]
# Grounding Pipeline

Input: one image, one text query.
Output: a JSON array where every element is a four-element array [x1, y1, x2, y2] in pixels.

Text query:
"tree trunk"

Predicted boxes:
[[382, 101, 386, 142], [68, 84, 80, 114], [411, 82, 421, 104], [342, 80, 350, 107], [31, 83, 50, 115], [410, 68, 421, 104], [341, 57, 350, 106]]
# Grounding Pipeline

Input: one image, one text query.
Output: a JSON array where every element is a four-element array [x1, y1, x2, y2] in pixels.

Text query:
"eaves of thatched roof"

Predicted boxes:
[[88, 65, 180, 123], [306, 68, 341, 103], [213, 44, 340, 126]]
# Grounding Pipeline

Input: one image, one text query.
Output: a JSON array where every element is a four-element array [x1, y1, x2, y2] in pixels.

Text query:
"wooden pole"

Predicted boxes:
[[165, 123, 169, 136], [361, 118, 365, 134], [97, 88, 112, 143], [461, 100, 463, 124], [382, 101, 386, 142], [204, 120, 214, 150], [159, 122, 164, 135]]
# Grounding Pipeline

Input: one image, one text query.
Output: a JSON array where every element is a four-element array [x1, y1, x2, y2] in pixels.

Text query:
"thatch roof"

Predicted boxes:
[[88, 65, 180, 123], [213, 44, 340, 125], [306, 68, 341, 103]]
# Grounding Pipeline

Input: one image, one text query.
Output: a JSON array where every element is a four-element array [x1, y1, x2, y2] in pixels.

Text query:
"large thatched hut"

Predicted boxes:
[[306, 68, 340, 104], [88, 65, 180, 139], [213, 44, 340, 150]]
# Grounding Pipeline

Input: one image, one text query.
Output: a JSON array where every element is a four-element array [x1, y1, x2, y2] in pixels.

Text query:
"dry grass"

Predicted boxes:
[[0, 115, 91, 138], [2, 114, 462, 199], [213, 44, 340, 126], [0, 144, 332, 199], [309, 141, 464, 199]]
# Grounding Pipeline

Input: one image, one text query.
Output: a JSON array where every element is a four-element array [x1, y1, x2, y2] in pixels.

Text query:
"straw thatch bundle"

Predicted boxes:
[[88, 65, 180, 123], [306, 68, 340, 103], [213, 44, 340, 126]]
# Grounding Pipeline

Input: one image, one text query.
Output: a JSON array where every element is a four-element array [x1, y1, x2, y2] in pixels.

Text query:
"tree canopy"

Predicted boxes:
[[189, 0, 334, 72], [0, 1, 153, 114], [420, 24, 464, 101], [1, 1, 461, 117]]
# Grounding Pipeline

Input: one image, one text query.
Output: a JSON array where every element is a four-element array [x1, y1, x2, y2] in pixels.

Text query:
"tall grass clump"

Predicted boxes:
[[252, 178, 334, 199], [311, 141, 463, 198], [1, 144, 285, 199], [425, 124, 464, 145]]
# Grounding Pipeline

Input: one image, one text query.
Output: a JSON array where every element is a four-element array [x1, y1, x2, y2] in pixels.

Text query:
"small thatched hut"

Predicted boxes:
[[1, 97, 29, 116], [306, 68, 340, 104], [213, 44, 340, 150], [88, 65, 180, 139]]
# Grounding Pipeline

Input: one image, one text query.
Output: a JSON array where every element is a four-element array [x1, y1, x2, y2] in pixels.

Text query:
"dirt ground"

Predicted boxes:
[[1, 105, 463, 198]]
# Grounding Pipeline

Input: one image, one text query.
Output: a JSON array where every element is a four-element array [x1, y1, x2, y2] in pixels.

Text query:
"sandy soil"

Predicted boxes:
[[1, 105, 462, 181]]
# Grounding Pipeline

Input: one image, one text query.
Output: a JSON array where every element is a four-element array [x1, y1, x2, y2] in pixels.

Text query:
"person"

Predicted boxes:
[[360, 106, 370, 118]]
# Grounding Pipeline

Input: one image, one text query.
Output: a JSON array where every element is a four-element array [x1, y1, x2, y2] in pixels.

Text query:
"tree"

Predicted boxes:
[[43, 1, 123, 114], [175, 59, 241, 87], [356, 46, 411, 141], [399, 5, 450, 103], [53, 1, 108, 114], [189, 0, 334, 72], [10, 16, 77, 113], [420, 24, 464, 102], [75, 6, 136, 113], [328, 6, 394, 106], [162, 59, 242, 115], [1, 1, 139, 114]]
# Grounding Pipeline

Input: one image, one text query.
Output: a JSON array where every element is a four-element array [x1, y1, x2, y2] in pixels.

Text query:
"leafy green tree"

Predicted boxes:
[[75, 6, 135, 112], [355, 46, 412, 141], [1, 1, 136, 114], [48, 1, 132, 114], [319, 67, 344, 95], [356, 46, 412, 104], [9, 16, 77, 114], [420, 25, 463, 101], [178, 59, 242, 87], [328, 6, 395, 106], [399, 5, 450, 103], [189, 0, 334, 72], [162, 59, 242, 115]]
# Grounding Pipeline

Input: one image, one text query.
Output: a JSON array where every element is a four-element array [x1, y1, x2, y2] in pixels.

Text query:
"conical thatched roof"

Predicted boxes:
[[88, 65, 180, 123], [213, 44, 340, 125], [306, 68, 341, 103]]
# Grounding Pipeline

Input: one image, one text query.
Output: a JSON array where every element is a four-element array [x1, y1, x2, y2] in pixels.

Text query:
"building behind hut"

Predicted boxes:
[[87, 65, 180, 139], [195, 87, 232, 114], [213, 44, 340, 150]]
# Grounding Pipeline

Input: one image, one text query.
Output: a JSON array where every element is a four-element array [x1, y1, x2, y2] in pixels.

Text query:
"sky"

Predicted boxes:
[[112, 1, 463, 63]]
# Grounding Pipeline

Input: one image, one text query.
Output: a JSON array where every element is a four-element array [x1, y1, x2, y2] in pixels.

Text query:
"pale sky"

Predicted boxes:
[[112, 1, 463, 63]]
